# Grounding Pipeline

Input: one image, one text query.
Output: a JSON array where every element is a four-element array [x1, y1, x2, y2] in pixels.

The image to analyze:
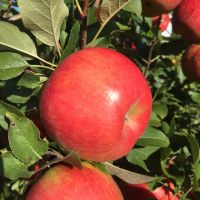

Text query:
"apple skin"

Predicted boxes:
[[172, 0, 200, 43], [117, 182, 157, 200], [118, 181, 179, 200], [142, 0, 182, 17], [25, 163, 124, 200], [39, 47, 152, 162], [152, 14, 170, 32], [181, 44, 200, 83]]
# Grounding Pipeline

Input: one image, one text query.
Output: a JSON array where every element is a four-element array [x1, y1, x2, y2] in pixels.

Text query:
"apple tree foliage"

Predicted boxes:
[[0, 0, 200, 199]]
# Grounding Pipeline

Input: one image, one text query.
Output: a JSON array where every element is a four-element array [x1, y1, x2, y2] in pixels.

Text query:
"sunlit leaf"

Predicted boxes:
[[0, 21, 37, 58], [0, 52, 28, 80], [18, 0, 69, 51]]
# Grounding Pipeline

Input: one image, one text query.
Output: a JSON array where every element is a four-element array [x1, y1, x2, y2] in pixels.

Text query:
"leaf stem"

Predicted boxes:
[[75, 0, 84, 16], [30, 65, 55, 71], [35, 56, 57, 67]]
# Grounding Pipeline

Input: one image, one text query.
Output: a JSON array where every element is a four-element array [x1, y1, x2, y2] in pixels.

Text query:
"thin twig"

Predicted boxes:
[[144, 36, 158, 78]]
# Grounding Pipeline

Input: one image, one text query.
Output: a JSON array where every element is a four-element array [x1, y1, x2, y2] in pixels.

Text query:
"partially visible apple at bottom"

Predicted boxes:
[[25, 162, 124, 200]]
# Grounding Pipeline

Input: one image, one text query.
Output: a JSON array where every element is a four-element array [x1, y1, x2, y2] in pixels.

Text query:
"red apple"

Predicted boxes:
[[152, 14, 171, 32], [118, 182, 157, 200], [172, 0, 200, 43], [118, 181, 180, 200], [25, 162, 124, 200], [40, 47, 152, 162], [142, 0, 182, 17], [181, 44, 200, 83], [153, 186, 179, 200]]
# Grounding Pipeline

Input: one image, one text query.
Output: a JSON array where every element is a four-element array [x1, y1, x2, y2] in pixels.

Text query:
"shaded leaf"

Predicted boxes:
[[0, 52, 28, 80], [103, 162, 157, 184], [17, 71, 40, 89], [60, 21, 80, 61], [18, 0, 69, 49], [0, 21, 37, 58], [137, 127, 170, 147], [127, 146, 160, 172], [185, 133, 199, 164], [153, 102, 168, 120], [160, 148, 185, 185], [6, 113, 48, 164], [0, 152, 33, 180], [149, 112, 161, 127]]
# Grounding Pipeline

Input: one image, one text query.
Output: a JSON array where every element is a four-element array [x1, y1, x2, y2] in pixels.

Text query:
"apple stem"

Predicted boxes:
[[80, 0, 89, 49]]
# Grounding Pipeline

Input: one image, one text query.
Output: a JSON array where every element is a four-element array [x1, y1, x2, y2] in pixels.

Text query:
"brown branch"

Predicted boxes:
[[80, 0, 89, 49]]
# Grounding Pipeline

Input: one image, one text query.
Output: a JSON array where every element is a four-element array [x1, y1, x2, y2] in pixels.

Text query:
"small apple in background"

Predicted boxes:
[[141, 0, 182, 17], [40, 47, 152, 162], [152, 14, 171, 32], [172, 0, 200, 43], [25, 162, 124, 200], [118, 180, 180, 200], [117, 181, 157, 200], [153, 183, 180, 200], [181, 44, 200, 83]]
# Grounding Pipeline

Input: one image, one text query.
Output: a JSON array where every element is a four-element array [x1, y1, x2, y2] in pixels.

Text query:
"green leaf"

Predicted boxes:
[[0, 101, 24, 130], [149, 111, 161, 127], [103, 162, 157, 184], [153, 102, 168, 120], [137, 127, 170, 147], [7, 95, 31, 104], [123, 0, 142, 16], [160, 148, 185, 185], [0, 52, 28, 80], [0, 2, 8, 10], [18, 0, 69, 50], [6, 113, 48, 164], [185, 133, 199, 164], [127, 146, 159, 172], [91, 37, 110, 47], [60, 21, 80, 61], [17, 71, 40, 89], [0, 21, 37, 58], [0, 152, 33, 180], [188, 91, 200, 104]]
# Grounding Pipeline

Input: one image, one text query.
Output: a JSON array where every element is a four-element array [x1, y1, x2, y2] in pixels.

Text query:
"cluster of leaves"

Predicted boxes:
[[0, 0, 200, 199]]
